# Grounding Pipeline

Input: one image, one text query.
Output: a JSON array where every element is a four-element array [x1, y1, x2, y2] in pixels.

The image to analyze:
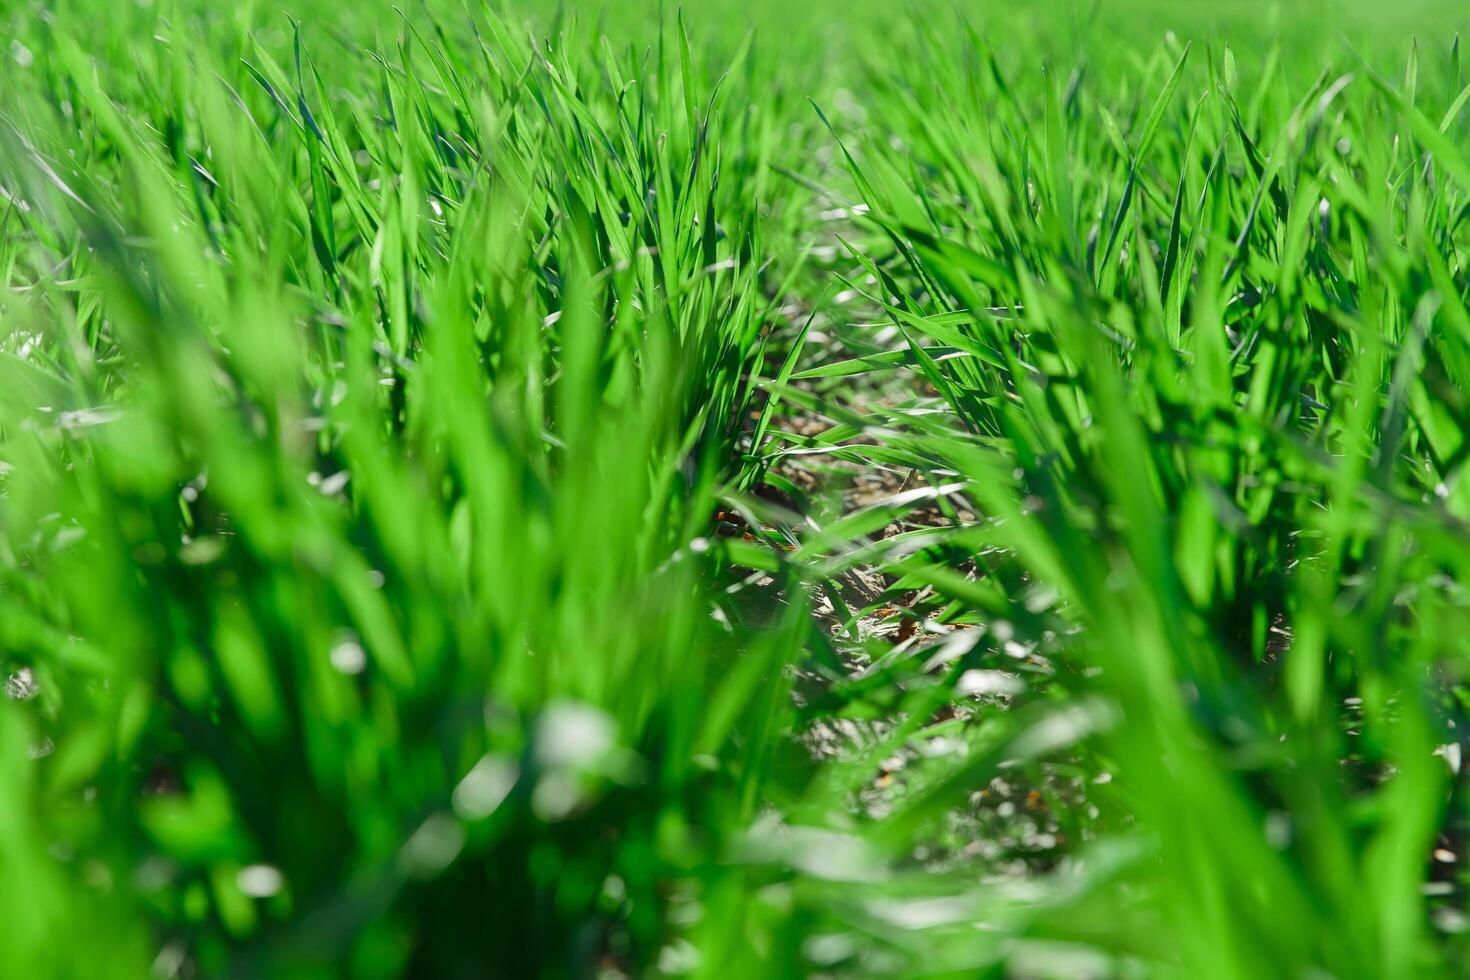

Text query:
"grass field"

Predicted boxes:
[[5, 0, 1470, 976]]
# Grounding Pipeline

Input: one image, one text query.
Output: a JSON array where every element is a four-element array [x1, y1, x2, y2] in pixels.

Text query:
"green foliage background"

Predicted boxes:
[[4, 0, 1470, 976]]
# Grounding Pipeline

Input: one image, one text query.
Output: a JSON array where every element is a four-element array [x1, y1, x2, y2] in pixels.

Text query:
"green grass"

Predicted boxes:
[[4, 0, 1470, 976]]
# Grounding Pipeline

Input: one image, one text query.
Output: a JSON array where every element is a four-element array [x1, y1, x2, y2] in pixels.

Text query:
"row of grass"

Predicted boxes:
[[4, 0, 1470, 976]]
